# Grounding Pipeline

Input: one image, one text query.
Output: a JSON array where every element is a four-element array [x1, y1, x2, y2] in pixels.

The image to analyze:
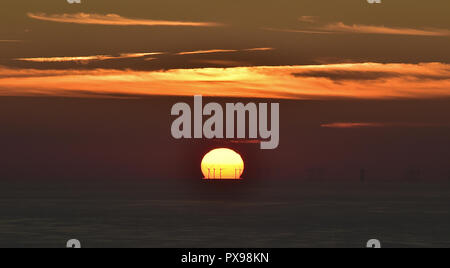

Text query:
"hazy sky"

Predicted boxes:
[[0, 0, 449, 99]]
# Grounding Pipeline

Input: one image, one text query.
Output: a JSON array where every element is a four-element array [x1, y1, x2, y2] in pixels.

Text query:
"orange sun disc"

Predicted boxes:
[[201, 148, 244, 180]]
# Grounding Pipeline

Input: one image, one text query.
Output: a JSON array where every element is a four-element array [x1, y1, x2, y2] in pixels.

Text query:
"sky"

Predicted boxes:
[[0, 0, 449, 99], [0, 0, 449, 181]]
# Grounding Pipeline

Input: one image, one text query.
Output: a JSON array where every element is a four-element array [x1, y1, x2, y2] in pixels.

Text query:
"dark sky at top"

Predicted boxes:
[[1, 0, 449, 71]]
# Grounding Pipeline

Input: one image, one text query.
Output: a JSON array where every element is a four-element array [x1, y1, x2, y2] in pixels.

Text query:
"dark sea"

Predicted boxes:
[[1, 178, 449, 248]]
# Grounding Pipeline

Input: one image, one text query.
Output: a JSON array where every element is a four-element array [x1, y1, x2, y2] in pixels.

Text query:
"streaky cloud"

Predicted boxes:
[[263, 27, 332, 35], [15, 55, 116, 63], [177, 49, 238, 56], [265, 22, 450, 37], [15, 52, 164, 63], [27, 13, 222, 27], [0, 63, 449, 100], [119, 52, 163, 58], [177, 47, 274, 55], [244, 47, 275, 52], [292, 69, 450, 82], [322, 22, 450, 37]]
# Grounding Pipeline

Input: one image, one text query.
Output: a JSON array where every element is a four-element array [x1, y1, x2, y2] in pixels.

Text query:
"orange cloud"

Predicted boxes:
[[322, 22, 450, 36], [15, 52, 163, 63], [177, 49, 238, 56], [27, 13, 221, 27], [16, 49, 271, 64], [244, 48, 275, 52], [177, 48, 274, 55], [266, 22, 450, 37], [15, 55, 116, 63], [119, 52, 163, 58], [16, 49, 270, 64], [0, 63, 449, 99]]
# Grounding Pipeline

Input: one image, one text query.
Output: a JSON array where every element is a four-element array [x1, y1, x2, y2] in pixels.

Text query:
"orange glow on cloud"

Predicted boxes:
[[16, 49, 268, 63], [177, 49, 238, 56], [15, 55, 116, 63], [322, 22, 450, 36], [15, 52, 163, 63], [0, 63, 449, 99], [119, 52, 163, 58], [27, 13, 221, 27], [177, 48, 273, 55], [244, 47, 275, 52], [266, 22, 450, 36]]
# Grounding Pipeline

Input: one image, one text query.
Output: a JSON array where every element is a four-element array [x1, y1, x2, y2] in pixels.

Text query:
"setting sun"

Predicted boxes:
[[201, 148, 244, 180]]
